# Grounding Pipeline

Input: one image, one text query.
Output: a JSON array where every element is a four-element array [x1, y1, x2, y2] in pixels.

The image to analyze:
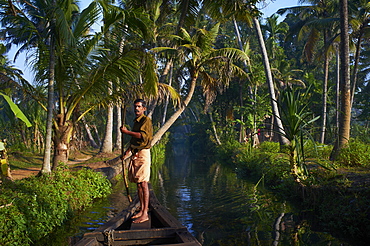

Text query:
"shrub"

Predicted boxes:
[[215, 139, 243, 166], [337, 139, 370, 167], [258, 141, 280, 153], [0, 190, 30, 246], [351, 124, 370, 144], [0, 168, 111, 245], [216, 140, 290, 186], [303, 142, 333, 160]]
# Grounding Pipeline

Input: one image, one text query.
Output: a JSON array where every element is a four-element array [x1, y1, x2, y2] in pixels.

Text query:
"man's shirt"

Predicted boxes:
[[130, 114, 153, 150]]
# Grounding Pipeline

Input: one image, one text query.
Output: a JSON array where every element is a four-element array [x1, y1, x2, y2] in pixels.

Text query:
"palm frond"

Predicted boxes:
[[304, 28, 320, 62], [142, 52, 158, 97], [72, 1, 100, 38]]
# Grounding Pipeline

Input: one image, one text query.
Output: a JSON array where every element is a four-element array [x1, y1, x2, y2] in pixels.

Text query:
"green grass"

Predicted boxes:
[[8, 152, 43, 170]]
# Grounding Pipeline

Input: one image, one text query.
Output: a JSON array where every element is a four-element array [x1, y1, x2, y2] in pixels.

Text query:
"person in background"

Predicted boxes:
[[120, 99, 153, 223]]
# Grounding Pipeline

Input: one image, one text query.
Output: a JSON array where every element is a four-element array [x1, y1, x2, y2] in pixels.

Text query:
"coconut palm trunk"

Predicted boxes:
[[208, 111, 222, 145], [100, 104, 114, 153], [151, 73, 197, 146], [330, 0, 351, 160], [335, 43, 340, 132], [41, 37, 55, 174], [100, 79, 114, 153], [161, 64, 174, 126], [320, 33, 329, 144], [52, 117, 73, 170], [350, 29, 364, 107], [115, 104, 122, 150], [253, 17, 289, 145]]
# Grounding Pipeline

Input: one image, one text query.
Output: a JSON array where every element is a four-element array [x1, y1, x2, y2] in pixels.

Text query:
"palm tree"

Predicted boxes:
[[121, 0, 186, 121], [151, 24, 248, 146], [349, 0, 370, 107], [48, 2, 160, 169], [253, 17, 290, 145], [330, 0, 351, 160], [0, 0, 80, 173], [1, 0, 159, 169], [262, 14, 289, 60], [204, 0, 290, 145], [278, 0, 339, 144]]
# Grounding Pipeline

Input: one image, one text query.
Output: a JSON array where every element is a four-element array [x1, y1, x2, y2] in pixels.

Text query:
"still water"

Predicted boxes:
[[41, 143, 351, 245], [150, 144, 350, 246]]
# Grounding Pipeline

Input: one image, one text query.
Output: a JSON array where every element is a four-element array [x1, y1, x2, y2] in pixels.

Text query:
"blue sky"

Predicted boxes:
[[10, 0, 299, 81], [260, 0, 299, 18]]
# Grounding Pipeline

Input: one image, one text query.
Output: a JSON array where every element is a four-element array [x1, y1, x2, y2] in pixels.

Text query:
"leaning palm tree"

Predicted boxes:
[[204, 0, 290, 145], [151, 24, 248, 146]]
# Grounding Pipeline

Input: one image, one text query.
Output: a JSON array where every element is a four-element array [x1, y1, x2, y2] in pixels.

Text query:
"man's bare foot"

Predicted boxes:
[[132, 212, 143, 219], [132, 215, 149, 224]]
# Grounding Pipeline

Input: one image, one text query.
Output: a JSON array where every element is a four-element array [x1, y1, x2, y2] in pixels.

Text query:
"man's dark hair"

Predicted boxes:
[[134, 98, 146, 107]]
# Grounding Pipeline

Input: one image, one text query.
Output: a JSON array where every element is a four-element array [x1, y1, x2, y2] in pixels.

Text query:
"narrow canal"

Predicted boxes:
[[39, 142, 353, 245], [150, 142, 351, 245]]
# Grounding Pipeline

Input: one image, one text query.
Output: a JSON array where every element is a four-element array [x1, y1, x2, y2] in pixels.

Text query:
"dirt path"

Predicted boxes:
[[11, 155, 96, 180], [11, 167, 41, 180]]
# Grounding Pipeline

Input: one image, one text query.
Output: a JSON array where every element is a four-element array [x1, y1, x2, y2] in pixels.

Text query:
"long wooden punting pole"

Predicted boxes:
[[121, 104, 132, 202]]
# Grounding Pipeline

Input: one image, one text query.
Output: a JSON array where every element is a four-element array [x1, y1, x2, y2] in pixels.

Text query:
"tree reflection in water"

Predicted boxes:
[[152, 142, 350, 246]]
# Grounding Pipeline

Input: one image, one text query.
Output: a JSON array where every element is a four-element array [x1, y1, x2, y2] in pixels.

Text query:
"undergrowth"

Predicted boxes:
[[0, 167, 111, 245], [214, 138, 370, 242]]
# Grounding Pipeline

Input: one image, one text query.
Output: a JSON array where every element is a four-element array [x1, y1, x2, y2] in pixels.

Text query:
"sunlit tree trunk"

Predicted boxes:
[[350, 29, 364, 107], [331, 0, 351, 160], [253, 17, 289, 146], [100, 79, 114, 153], [34, 123, 43, 153], [162, 63, 173, 126], [100, 103, 114, 153], [148, 59, 173, 119], [41, 37, 55, 174], [335, 43, 340, 132], [320, 33, 329, 144], [114, 104, 122, 150], [93, 125, 102, 147], [208, 111, 221, 145]]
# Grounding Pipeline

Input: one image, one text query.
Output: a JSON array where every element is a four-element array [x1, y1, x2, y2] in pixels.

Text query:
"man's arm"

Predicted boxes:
[[120, 126, 142, 139]]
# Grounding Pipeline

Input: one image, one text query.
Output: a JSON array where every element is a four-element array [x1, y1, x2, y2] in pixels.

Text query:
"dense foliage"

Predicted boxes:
[[0, 0, 370, 243], [206, 135, 370, 242], [0, 0, 368, 167], [0, 168, 111, 245]]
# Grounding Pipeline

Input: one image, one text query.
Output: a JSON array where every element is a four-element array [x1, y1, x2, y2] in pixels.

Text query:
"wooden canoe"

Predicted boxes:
[[74, 184, 201, 246]]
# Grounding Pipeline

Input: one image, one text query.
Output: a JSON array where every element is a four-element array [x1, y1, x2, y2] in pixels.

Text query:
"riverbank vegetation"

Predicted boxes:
[[189, 122, 370, 243], [0, 167, 111, 245]]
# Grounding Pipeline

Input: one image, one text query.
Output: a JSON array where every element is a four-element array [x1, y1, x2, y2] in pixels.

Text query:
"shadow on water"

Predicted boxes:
[[152, 141, 353, 246]]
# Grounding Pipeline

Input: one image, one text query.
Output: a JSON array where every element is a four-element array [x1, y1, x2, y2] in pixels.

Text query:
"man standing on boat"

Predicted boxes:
[[120, 99, 153, 223]]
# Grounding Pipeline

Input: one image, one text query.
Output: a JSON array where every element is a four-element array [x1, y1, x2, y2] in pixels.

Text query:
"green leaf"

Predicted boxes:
[[0, 93, 32, 127]]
